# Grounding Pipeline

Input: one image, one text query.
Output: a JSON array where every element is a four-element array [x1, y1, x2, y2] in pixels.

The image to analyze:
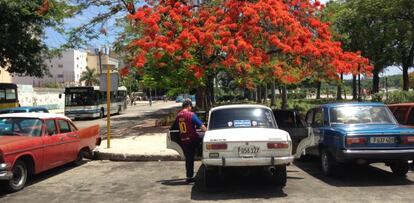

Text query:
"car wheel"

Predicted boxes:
[[390, 160, 409, 176], [100, 109, 104, 118], [72, 150, 84, 166], [203, 165, 218, 188], [274, 165, 287, 187], [321, 149, 336, 176], [4, 160, 28, 192]]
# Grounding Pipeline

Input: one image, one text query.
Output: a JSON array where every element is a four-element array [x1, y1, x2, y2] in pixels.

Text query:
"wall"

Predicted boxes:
[[0, 67, 12, 83], [17, 84, 65, 113]]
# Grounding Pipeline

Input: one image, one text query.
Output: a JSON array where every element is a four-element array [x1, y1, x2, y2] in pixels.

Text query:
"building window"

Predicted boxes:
[[58, 64, 63, 68], [57, 74, 64, 78]]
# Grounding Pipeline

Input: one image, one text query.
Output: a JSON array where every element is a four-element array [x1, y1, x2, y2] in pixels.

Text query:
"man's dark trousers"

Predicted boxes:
[[182, 141, 198, 178]]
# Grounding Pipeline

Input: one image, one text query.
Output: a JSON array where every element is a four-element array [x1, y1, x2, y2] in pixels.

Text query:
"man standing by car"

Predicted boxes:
[[175, 100, 207, 183]]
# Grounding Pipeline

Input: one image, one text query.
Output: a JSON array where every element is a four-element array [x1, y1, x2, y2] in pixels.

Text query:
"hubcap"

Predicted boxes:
[[11, 165, 25, 187], [322, 153, 329, 173]]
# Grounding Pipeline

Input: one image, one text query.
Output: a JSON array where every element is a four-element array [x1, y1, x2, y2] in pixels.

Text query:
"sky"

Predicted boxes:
[[43, 0, 405, 77]]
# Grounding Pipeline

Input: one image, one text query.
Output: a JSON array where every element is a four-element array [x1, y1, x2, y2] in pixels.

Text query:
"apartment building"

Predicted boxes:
[[12, 49, 88, 86]]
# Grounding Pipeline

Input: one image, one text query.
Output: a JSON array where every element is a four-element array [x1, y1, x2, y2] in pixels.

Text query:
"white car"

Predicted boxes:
[[167, 104, 294, 187]]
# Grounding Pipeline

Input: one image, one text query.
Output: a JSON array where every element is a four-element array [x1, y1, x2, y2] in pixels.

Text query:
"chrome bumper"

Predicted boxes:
[[0, 163, 12, 180], [202, 156, 294, 167]]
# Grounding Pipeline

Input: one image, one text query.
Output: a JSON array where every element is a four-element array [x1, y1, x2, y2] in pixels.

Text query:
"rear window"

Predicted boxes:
[[209, 108, 276, 130]]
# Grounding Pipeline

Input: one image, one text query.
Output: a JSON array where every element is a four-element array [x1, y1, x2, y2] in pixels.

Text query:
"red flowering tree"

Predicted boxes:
[[125, 0, 372, 109]]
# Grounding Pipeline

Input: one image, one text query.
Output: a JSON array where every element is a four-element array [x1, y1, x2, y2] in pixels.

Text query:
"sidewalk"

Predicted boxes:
[[93, 134, 182, 161]]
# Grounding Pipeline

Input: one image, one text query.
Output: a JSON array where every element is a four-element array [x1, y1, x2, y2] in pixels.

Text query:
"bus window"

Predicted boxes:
[[0, 90, 5, 101], [6, 89, 16, 100]]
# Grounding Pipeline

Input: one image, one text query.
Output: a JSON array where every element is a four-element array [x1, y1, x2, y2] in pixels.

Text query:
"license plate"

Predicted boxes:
[[238, 145, 259, 156], [370, 137, 396, 144]]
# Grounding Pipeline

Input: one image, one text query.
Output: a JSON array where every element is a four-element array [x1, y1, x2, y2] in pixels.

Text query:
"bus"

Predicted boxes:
[[0, 83, 19, 110], [64, 86, 128, 119]]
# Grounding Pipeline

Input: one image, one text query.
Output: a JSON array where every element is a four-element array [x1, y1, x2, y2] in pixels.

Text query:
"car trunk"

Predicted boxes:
[[203, 128, 291, 159]]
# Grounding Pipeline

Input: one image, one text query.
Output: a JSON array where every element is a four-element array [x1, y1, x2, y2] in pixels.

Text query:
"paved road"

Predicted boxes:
[[73, 101, 180, 137], [1, 160, 413, 203]]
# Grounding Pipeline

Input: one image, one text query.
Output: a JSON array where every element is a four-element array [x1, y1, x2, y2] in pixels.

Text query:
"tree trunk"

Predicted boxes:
[[372, 71, 380, 94], [403, 65, 409, 91], [352, 75, 357, 100], [402, 43, 414, 91], [271, 80, 276, 107], [264, 84, 268, 104], [281, 85, 288, 109], [195, 87, 206, 110], [316, 81, 321, 99], [336, 73, 343, 100], [257, 86, 261, 104]]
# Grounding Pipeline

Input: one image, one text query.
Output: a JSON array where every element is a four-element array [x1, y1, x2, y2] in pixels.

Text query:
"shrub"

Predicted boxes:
[[384, 91, 414, 104], [371, 93, 383, 102]]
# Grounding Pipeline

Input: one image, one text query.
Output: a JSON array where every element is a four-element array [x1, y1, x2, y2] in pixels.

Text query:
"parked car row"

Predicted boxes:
[[167, 102, 414, 187]]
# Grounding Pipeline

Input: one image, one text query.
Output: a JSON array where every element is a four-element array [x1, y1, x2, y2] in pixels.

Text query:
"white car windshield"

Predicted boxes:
[[0, 118, 43, 137], [329, 106, 396, 125], [209, 108, 276, 130]]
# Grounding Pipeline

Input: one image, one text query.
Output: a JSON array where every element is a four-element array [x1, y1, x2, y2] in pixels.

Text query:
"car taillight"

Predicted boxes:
[[346, 137, 367, 146], [206, 143, 227, 150], [267, 142, 289, 149], [401, 136, 414, 144]]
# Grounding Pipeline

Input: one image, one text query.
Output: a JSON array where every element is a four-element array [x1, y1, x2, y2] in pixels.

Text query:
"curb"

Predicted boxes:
[[93, 151, 182, 161]]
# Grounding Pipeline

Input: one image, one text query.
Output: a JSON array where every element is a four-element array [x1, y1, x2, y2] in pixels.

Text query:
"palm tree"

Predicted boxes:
[[80, 66, 99, 86]]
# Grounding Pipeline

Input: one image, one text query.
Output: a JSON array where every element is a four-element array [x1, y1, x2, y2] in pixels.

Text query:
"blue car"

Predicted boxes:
[[295, 102, 414, 176], [0, 107, 49, 114]]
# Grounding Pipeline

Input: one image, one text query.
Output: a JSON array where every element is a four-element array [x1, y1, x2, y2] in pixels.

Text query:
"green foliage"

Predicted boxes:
[[121, 72, 141, 94], [371, 93, 383, 102], [381, 91, 414, 104], [0, 0, 78, 77], [287, 92, 306, 100], [79, 66, 99, 86]]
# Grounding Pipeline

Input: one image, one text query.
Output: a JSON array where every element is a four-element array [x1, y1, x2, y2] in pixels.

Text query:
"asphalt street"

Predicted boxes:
[[73, 101, 180, 137], [1, 160, 413, 203]]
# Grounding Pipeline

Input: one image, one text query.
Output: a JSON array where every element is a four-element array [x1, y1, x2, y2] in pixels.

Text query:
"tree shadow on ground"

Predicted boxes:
[[0, 160, 90, 197], [293, 158, 414, 187], [99, 106, 180, 139], [189, 165, 289, 201]]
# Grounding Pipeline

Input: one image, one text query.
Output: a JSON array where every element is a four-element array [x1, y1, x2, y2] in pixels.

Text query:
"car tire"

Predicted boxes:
[[274, 165, 287, 187], [321, 149, 337, 176], [203, 165, 218, 188], [72, 150, 84, 166], [100, 109, 104, 118], [390, 161, 409, 176], [3, 160, 28, 192]]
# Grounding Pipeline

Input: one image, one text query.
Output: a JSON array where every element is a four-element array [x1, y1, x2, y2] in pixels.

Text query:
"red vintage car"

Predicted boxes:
[[0, 113, 100, 192], [388, 103, 414, 125]]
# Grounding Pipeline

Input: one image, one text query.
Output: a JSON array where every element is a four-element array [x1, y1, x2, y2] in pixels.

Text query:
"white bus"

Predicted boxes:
[[64, 86, 128, 119]]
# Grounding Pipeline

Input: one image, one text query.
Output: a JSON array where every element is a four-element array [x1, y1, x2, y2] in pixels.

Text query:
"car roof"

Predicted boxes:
[[1, 106, 48, 111], [210, 104, 272, 112], [0, 113, 70, 120], [388, 103, 414, 106], [318, 102, 385, 108]]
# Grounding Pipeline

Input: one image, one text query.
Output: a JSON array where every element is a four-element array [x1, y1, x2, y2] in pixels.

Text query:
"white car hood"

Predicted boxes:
[[204, 128, 291, 142]]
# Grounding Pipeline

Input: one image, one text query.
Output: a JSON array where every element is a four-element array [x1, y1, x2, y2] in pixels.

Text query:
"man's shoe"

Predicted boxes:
[[186, 177, 196, 183]]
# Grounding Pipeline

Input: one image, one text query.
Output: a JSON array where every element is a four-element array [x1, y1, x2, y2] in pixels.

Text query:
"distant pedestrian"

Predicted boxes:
[[149, 97, 152, 106], [174, 100, 207, 183]]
